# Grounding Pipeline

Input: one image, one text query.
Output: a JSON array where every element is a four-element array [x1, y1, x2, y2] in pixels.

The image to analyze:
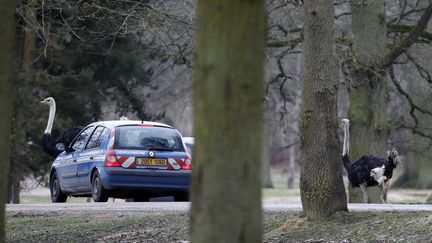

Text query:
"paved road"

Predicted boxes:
[[6, 202, 432, 214]]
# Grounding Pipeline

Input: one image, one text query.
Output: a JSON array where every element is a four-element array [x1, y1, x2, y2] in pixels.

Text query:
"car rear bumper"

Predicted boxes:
[[99, 167, 191, 192]]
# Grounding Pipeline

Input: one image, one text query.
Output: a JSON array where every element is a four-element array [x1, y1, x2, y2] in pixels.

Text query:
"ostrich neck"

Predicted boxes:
[[44, 101, 56, 134], [342, 122, 350, 156]]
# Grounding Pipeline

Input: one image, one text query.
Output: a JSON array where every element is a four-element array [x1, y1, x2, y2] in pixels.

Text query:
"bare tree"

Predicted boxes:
[[0, 0, 15, 240], [299, 0, 348, 220], [345, 0, 432, 201], [190, 0, 266, 242]]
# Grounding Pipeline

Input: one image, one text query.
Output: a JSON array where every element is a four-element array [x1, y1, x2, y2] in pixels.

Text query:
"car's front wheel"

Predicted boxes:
[[91, 171, 109, 202], [50, 172, 67, 203]]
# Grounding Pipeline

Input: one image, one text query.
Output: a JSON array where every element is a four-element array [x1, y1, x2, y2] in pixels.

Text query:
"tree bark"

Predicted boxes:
[[0, 0, 15, 240], [347, 0, 388, 203], [190, 0, 266, 242], [300, 0, 347, 220]]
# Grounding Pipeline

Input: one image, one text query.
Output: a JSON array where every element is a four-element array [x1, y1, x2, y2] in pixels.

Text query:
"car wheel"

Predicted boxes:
[[91, 171, 109, 202], [50, 172, 67, 203], [174, 192, 189, 202]]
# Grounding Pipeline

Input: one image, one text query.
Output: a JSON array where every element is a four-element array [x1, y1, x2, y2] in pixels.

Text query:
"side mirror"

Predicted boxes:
[[55, 143, 66, 152]]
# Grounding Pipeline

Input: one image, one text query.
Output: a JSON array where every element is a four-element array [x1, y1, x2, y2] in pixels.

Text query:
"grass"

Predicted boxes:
[[7, 211, 432, 242], [8, 169, 432, 242], [265, 211, 432, 242], [7, 212, 190, 242]]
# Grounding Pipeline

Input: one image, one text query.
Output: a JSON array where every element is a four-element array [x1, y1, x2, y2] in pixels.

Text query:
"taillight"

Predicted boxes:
[[182, 154, 192, 170], [105, 150, 121, 167]]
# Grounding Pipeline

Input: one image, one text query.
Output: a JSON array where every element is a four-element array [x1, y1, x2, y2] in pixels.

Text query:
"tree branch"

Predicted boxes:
[[406, 53, 432, 84], [388, 23, 432, 42], [389, 66, 432, 126], [382, 2, 432, 68], [395, 123, 432, 140], [267, 27, 303, 48], [267, 36, 303, 48]]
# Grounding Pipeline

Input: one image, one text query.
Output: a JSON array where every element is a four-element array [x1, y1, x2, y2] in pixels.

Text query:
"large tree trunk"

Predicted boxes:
[[300, 0, 347, 220], [7, 1, 37, 204], [0, 0, 15, 240], [190, 0, 266, 242], [347, 0, 388, 203]]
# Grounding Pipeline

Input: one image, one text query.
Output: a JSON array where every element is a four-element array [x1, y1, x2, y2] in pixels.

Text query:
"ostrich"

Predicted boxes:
[[341, 118, 401, 203], [41, 97, 83, 157]]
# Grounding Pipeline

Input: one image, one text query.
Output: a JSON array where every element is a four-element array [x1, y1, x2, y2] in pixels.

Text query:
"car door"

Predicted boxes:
[[65, 126, 94, 191], [75, 126, 110, 190]]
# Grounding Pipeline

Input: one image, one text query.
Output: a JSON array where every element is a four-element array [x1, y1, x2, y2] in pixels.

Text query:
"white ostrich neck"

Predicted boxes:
[[342, 122, 350, 156], [44, 100, 56, 134]]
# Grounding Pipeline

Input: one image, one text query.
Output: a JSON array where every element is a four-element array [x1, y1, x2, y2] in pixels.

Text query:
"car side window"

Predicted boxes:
[[86, 126, 108, 150], [71, 126, 94, 151]]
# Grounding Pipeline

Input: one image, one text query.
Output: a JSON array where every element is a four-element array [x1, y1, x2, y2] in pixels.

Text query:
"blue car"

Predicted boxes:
[[49, 120, 192, 202]]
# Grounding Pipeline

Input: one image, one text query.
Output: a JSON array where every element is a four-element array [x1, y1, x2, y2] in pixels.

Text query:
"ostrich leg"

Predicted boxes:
[[359, 183, 370, 203]]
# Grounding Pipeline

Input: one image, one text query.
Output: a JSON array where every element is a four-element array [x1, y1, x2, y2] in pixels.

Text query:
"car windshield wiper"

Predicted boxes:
[[145, 146, 175, 151]]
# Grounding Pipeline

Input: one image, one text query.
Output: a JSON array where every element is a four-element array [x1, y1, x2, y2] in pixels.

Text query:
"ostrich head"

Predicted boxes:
[[341, 118, 350, 127], [41, 97, 55, 106], [387, 149, 402, 165]]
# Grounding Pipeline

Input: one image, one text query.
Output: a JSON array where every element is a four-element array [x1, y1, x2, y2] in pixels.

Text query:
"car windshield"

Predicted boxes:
[[114, 125, 184, 151]]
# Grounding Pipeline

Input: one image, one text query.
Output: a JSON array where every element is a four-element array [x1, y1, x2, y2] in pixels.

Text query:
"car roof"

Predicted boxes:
[[87, 120, 173, 129]]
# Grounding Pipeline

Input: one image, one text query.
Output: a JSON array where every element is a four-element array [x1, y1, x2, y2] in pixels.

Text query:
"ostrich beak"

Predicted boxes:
[[41, 98, 49, 104]]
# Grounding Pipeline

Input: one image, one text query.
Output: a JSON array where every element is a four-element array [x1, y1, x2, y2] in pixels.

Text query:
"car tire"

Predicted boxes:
[[50, 172, 67, 203], [174, 192, 189, 202], [92, 171, 109, 202]]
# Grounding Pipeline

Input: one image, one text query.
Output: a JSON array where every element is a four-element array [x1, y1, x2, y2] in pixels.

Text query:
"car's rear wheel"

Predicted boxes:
[[92, 171, 109, 202], [50, 172, 67, 203]]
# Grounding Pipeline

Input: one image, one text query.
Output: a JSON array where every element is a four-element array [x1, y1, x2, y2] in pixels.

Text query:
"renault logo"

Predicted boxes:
[[149, 151, 155, 157]]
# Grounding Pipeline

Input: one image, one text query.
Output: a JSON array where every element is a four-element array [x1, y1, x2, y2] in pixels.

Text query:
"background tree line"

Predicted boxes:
[[1, 0, 432, 241], [3, 0, 432, 206]]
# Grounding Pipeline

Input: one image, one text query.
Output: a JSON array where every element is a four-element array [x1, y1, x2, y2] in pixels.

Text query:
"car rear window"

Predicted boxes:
[[114, 125, 185, 152]]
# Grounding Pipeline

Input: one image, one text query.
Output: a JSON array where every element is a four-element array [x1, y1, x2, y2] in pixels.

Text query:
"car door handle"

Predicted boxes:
[[73, 159, 77, 163], [90, 156, 94, 160]]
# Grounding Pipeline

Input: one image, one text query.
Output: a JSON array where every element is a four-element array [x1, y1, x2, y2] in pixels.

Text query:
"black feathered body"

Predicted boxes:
[[342, 154, 396, 187], [42, 127, 83, 157]]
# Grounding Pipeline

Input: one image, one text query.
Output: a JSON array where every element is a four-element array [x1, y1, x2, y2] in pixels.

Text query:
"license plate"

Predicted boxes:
[[136, 158, 167, 166]]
